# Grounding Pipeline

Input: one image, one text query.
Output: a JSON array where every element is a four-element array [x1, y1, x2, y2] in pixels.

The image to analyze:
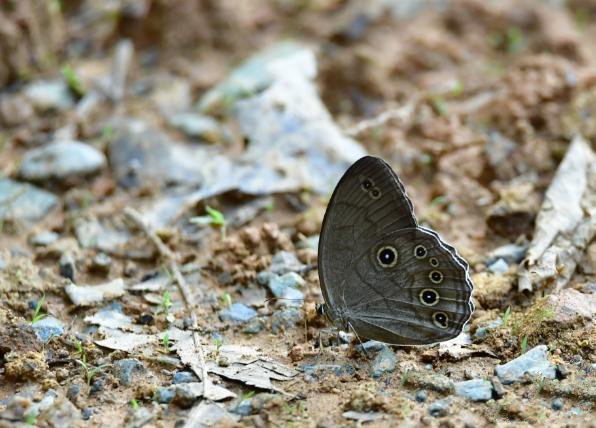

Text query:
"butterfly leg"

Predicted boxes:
[[348, 321, 370, 360]]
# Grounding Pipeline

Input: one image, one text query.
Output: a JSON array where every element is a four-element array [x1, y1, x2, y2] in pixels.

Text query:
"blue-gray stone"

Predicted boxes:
[[0, 258, 5, 270], [67, 384, 81, 401], [29, 231, 59, 247], [495, 345, 557, 384], [243, 317, 264, 334], [301, 364, 356, 382], [428, 399, 450, 417], [156, 387, 176, 404], [473, 319, 503, 341], [90, 377, 105, 394], [113, 359, 144, 386], [487, 258, 509, 275], [454, 379, 493, 401], [296, 234, 319, 250], [551, 398, 564, 411], [24, 80, 74, 111], [229, 394, 275, 416], [271, 307, 301, 333], [230, 398, 254, 416], [415, 390, 427, 402], [173, 371, 198, 384], [219, 303, 257, 323], [81, 407, 94, 420], [0, 179, 58, 222], [371, 346, 398, 378], [256, 271, 270, 286], [19, 140, 106, 181], [355, 340, 385, 353], [168, 112, 230, 145], [269, 252, 305, 275], [32, 316, 64, 342], [268, 272, 304, 305], [486, 244, 527, 265]]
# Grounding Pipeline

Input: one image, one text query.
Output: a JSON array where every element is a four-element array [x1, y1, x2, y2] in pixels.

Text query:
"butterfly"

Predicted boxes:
[[317, 156, 474, 345]]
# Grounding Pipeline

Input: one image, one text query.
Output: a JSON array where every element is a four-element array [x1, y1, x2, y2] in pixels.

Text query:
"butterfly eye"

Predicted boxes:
[[376, 246, 398, 268], [429, 270, 443, 284], [433, 312, 448, 329], [369, 188, 381, 199], [429, 257, 439, 267], [414, 245, 427, 259], [361, 178, 373, 190], [419, 289, 439, 306]]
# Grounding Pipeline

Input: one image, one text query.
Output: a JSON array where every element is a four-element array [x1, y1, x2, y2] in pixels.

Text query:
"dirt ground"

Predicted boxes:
[[0, 0, 595, 427]]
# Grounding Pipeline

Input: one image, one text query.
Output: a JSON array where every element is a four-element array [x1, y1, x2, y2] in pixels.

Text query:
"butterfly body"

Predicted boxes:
[[318, 156, 473, 345]]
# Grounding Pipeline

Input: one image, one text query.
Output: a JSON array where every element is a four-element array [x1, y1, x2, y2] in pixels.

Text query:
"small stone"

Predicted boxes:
[[81, 407, 94, 420], [269, 251, 305, 275], [551, 398, 564, 411], [487, 258, 509, 274], [454, 379, 493, 401], [428, 399, 450, 417], [256, 271, 270, 286], [172, 371, 198, 384], [355, 340, 386, 353], [0, 93, 34, 127], [67, 384, 81, 402], [29, 231, 59, 247], [24, 80, 74, 112], [156, 387, 176, 404], [486, 243, 527, 265], [243, 317, 264, 334], [415, 390, 427, 402], [113, 359, 144, 386], [268, 272, 305, 305], [59, 252, 77, 281], [168, 112, 230, 145], [32, 316, 64, 342], [90, 253, 111, 274], [556, 363, 571, 379], [288, 345, 304, 362], [370, 346, 398, 378], [301, 364, 356, 382], [271, 307, 301, 333], [19, 140, 106, 182], [0, 179, 58, 223], [90, 377, 105, 394], [495, 345, 557, 384], [473, 319, 503, 341], [490, 376, 505, 398], [546, 289, 596, 325], [219, 303, 257, 323]]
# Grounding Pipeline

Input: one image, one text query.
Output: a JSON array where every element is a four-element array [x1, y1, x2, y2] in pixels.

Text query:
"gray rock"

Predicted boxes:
[[29, 231, 59, 247], [487, 258, 509, 274], [59, 252, 76, 281], [229, 393, 276, 416], [0, 179, 58, 222], [551, 398, 564, 411], [156, 387, 176, 404], [256, 271, 271, 286], [546, 288, 595, 325], [0, 93, 34, 127], [271, 307, 301, 333], [172, 371, 198, 384], [19, 140, 106, 182], [90, 377, 105, 394], [67, 384, 81, 402], [371, 346, 398, 378], [415, 390, 427, 402], [495, 345, 557, 384], [168, 112, 230, 145], [24, 80, 74, 111], [32, 316, 64, 342], [486, 243, 527, 265], [301, 364, 356, 382], [243, 317, 265, 334], [454, 379, 493, 401], [113, 359, 144, 386], [428, 399, 451, 417], [490, 376, 505, 398], [81, 407, 94, 420], [296, 234, 319, 250], [473, 318, 503, 341], [269, 251, 305, 275], [267, 272, 305, 305], [90, 253, 111, 274], [355, 340, 386, 353], [219, 303, 257, 323]]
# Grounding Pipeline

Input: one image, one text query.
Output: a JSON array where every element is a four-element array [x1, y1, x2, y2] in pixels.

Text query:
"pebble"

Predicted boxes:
[[113, 359, 144, 386], [269, 251, 305, 275], [256, 271, 271, 286], [270, 307, 301, 333], [81, 407, 94, 420], [494, 345, 557, 384], [24, 80, 74, 111], [90, 253, 112, 274], [242, 317, 265, 334], [168, 112, 230, 145], [229, 394, 276, 416], [268, 272, 305, 305], [67, 384, 81, 402], [454, 379, 493, 401], [302, 364, 356, 382], [490, 376, 505, 398], [32, 316, 65, 342], [546, 289, 595, 325], [0, 179, 58, 223], [172, 371, 198, 384], [59, 252, 77, 281], [29, 231, 59, 247], [355, 340, 386, 353], [428, 399, 450, 417], [486, 243, 527, 265], [472, 319, 503, 341], [219, 303, 257, 323], [370, 346, 398, 378], [156, 387, 176, 404], [487, 258, 509, 275], [0, 93, 34, 126], [19, 141, 106, 182], [90, 377, 105, 394], [551, 398, 564, 411], [415, 390, 428, 402]]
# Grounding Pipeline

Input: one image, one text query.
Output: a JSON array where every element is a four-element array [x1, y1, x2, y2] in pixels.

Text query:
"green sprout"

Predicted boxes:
[[520, 336, 528, 354], [449, 79, 464, 97], [240, 390, 256, 401], [161, 332, 170, 352], [430, 96, 449, 117], [158, 290, 172, 315], [74, 340, 106, 385], [61, 64, 85, 97], [221, 292, 232, 308], [130, 399, 139, 410], [502, 306, 512, 326], [190, 205, 227, 239], [24, 412, 37, 426], [30, 294, 47, 325], [400, 369, 410, 386]]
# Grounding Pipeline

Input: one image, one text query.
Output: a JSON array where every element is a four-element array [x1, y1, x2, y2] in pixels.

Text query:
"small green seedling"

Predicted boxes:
[[190, 206, 227, 239], [240, 390, 256, 401], [430, 96, 449, 117], [161, 332, 170, 352], [130, 399, 139, 410], [31, 294, 47, 325], [158, 290, 172, 315], [24, 412, 37, 426], [520, 336, 528, 354], [502, 306, 512, 326], [221, 292, 232, 308], [74, 340, 106, 385], [400, 369, 410, 386], [61, 64, 85, 97]]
